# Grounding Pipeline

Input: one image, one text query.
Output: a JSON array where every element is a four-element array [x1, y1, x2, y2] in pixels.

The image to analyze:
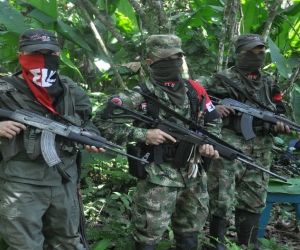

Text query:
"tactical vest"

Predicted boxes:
[[0, 75, 81, 162], [138, 79, 201, 167]]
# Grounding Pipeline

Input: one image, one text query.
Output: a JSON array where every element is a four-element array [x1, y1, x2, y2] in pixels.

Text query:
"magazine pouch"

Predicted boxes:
[[127, 144, 148, 179]]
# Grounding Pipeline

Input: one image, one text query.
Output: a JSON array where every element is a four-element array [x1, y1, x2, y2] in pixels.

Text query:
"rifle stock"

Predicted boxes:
[[0, 108, 148, 166], [102, 101, 287, 182]]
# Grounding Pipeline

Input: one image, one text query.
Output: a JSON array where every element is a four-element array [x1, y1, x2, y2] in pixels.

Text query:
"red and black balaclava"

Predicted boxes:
[[18, 29, 63, 114]]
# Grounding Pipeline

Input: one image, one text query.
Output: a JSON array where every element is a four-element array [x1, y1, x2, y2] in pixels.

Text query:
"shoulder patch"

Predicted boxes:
[[110, 97, 123, 105]]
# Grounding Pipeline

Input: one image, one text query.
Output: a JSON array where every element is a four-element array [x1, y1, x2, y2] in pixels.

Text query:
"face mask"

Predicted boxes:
[[19, 54, 63, 113], [235, 53, 266, 74], [150, 58, 183, 81]]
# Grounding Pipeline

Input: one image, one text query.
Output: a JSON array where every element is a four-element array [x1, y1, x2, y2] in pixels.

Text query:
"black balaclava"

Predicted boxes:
[[149, 58, 186, 107], [235, 45, 266, 95]]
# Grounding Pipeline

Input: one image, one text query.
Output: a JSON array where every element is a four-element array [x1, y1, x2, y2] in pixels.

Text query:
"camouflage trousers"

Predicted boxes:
[[131, 177, 209, 245], [0, 179, 85, 250], [208, 129, 272, 219]]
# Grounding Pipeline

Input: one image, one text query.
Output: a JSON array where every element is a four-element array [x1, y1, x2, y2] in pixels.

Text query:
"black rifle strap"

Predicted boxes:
[[132, 88, 242, 152], [3, 75, 36, 101], [214, 73, 274, 112], [76, 151, 90, 250]]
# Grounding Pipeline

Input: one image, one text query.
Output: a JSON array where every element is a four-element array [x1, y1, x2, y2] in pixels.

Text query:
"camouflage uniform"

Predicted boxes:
[[198, 34, 286, 249], [93, 35, 220, 248], [199, 67, 278, 217]]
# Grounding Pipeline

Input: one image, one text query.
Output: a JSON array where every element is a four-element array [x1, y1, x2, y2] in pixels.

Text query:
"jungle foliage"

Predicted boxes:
[[0, 0, 300, 249]]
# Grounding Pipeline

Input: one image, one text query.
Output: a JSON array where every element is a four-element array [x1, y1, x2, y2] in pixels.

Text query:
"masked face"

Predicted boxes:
[[18, 52, 63, 114], [19, 53, 60, 87], [235, 47, 266, 74], [150, 58, 183, 80]]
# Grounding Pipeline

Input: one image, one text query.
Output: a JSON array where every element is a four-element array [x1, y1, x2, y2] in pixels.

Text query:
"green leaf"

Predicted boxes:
[[56, 19, 92, 52], [59, 51, 85, 83], [28, 9, 56, 26], [28, 0, 57, 19], [278, 2, 300, 16], [117, 0, 139, 32], [241, 0, 268, 33], [0, 1, 28, 34], [0, 31, 19, 64], [115, 11, 133, 34], [291, 84, 300, 124], [267, 37, 292, 79], [93, 239, 111, 250]]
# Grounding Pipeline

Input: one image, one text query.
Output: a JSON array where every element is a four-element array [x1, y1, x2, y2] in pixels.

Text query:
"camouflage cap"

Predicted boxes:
[[234, 34, 265, 52], [146, 34, 184, 58]]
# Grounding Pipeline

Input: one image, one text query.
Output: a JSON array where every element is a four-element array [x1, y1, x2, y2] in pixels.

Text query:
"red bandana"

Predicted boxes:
[[19, 54, 63, 114]]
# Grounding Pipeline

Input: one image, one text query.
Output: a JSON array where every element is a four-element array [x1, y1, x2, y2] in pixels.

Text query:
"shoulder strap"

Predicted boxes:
[[183, 79, 200, 116], [214, 73, 274, 112], [138, 82, 159, 119], [1, 76, 32, 110]]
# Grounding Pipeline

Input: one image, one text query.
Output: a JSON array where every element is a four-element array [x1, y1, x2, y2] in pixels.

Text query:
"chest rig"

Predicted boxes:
[[138, 79, 201, 167]]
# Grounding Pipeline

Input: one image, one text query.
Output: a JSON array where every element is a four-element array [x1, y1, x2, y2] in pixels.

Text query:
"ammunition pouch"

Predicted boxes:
[[141, 141, 194, 169], [127, 144, 148, 179], [172, 140, 194, 169]]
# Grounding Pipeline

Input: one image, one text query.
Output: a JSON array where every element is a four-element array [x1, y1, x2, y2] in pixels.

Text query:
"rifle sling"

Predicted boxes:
[[3, 75, 36, 101], [214, 73, 274, 112], [133, 88, 242, 153]]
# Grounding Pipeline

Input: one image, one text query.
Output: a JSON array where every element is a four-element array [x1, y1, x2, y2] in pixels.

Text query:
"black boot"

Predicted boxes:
[[209, 215, 227, 250], [175, 234, 198, 250], [235, 208, 260, 250], [135, 241, 157, 250]]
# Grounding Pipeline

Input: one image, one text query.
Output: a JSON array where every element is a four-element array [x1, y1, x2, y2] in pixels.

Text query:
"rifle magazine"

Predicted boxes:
[[41, 130, 62, 167]]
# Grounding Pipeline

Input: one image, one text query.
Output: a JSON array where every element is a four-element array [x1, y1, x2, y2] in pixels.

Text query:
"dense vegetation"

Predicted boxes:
[[0, 0, 299, 249]]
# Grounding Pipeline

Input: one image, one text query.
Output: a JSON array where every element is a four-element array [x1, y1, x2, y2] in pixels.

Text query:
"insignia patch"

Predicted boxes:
[[164, 81, 176, 88], [206, 101, 215, 112], [110, 97, 123, 105], [141, 103, 147, 111]]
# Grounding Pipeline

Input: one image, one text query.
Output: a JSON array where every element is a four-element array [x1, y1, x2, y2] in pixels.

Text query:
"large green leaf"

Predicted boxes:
[[55, 19, 92, 52], [59, 51, 85, 83], [0, 31, 19, 65], [28, 8, 56, 26], [117, 0, 139, 32], [291, 84, 300, 124], [28, 0, 57, 19], [241, 0, 268, 33], [267, 37, 292, 79], [0, 1, 28, 34]]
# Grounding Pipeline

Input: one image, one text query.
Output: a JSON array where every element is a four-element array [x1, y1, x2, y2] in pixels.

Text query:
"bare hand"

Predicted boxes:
[[215, 105, 235, 118], [198, 144, 219, 158], [84, 145, 106, 153], [0, 121, 26, 139], [145, 129, 176, 145], [273, 122, 290, 134]]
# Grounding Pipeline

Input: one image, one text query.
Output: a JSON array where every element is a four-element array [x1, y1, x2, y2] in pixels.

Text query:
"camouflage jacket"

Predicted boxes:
[[93, 79, 221, 187], [198, 66, 279, 153]]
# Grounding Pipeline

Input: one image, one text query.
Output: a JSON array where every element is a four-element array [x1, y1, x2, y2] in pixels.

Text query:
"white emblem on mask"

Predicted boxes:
[[30, 68, 57, 87]]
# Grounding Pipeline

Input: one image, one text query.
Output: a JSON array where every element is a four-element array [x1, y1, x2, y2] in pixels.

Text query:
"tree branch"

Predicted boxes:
[[262, 0, 282, 40], [76, 0, 126, 89], [127, 0, 150, 31], [147, 0, 171, 33], [79, 0, 129, 48]]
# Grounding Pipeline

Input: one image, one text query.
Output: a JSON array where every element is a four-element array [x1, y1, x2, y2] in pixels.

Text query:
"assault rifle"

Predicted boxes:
[[102, 101, 287, 182], [0, 108, 148, 166], [209, 95, 300, 140]]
